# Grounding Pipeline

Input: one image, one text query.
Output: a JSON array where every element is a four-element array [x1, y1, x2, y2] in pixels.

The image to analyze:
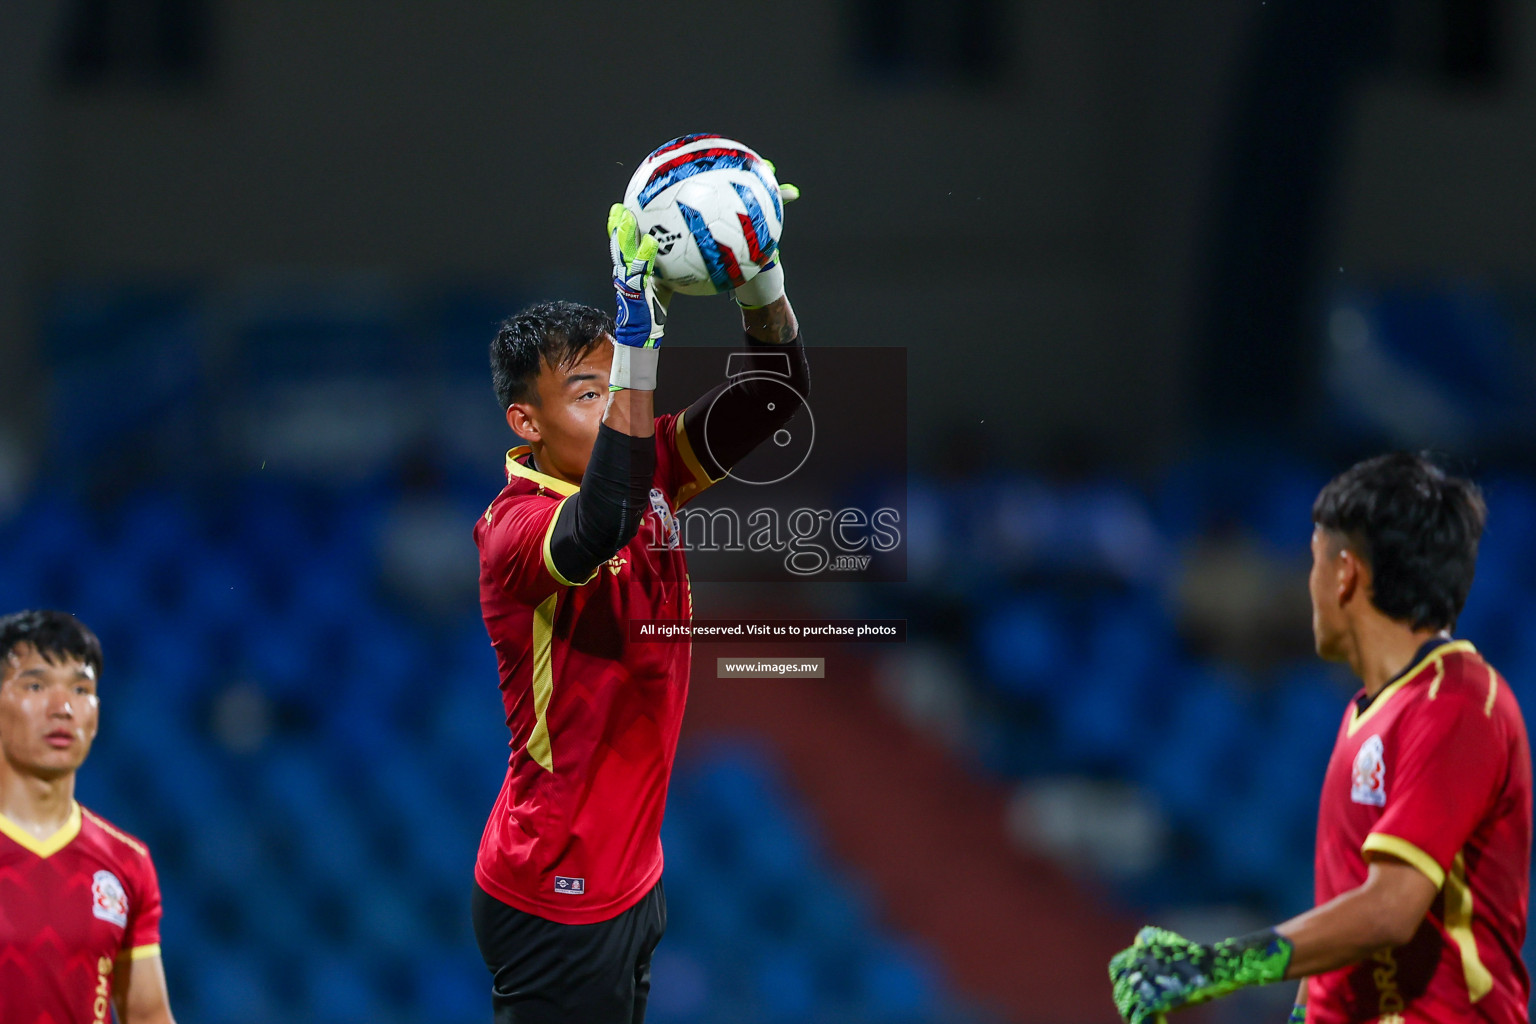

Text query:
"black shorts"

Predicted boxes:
[[471, 880, 667, 1024]]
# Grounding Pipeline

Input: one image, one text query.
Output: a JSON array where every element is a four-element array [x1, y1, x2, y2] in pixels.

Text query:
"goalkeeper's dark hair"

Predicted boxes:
[[490, 300, 613, 409], [0, 609, 103, 681], [1312, 452, 1486, 632]]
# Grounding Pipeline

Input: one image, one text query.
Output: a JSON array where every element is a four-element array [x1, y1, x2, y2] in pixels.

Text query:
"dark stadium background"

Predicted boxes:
[[2, 2, 1534, 1022]]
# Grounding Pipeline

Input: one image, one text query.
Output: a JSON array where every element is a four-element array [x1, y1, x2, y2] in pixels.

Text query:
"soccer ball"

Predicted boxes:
[[622, 134, 784, 296]]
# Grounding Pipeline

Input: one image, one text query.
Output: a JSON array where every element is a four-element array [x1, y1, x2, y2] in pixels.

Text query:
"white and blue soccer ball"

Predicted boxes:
[[622, 134, 784, 296]]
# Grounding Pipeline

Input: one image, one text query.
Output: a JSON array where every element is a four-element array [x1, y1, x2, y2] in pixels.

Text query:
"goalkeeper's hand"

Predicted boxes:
[[1108, 926, 1293, 1024], [608, 204, 669, 349], [608, 204, 668, 391], [733, 161, 800, 310]]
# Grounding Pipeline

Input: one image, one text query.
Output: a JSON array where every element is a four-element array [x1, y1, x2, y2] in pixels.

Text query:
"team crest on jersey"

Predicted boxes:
[[91, 870, 129, 927], [649, 488, 680, 549], [554, 875, 585, 894], [1351, 734, 1387, 807]]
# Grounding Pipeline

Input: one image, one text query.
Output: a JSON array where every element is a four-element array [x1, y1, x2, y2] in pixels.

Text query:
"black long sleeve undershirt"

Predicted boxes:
[[682, 333, 810, 481], [541, 333, 808, 585], [544, 422, 655, 585]]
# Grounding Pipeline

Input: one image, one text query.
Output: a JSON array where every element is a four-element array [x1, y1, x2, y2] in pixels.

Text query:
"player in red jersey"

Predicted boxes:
[[470, 196, 807, 1023], [1111, 452, 1529, 1023], [0, 609, 176, 1024]]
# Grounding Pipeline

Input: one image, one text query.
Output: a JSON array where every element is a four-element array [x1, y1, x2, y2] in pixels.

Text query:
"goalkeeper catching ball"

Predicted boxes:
[[468, 175, 807, 1024], [1110, 454, 1530, 1024]]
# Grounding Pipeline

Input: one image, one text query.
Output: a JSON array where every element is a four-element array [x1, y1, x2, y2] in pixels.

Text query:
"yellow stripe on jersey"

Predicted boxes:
[[1485, 665, 1498, 717], [0, 801, 82, 858], [1445, 852, 1494, 1002], [1362, 832, 1446, 890], [526, 592, 558, 773], [1348, 640, 1477, 736], [80, 807, 148, 857], [1428, 660, 1446, 700], [674, 410, 725, 507], [541, 495, 599, 587]]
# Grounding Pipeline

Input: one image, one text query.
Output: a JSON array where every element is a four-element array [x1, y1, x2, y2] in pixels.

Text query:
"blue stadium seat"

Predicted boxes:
[[411, 951, 487, 1024], [647, 945, 715, 1022], [1134, 667, 1254, 820], [976, 597, 1070, 700], [184, 806, 265, 889], [753, 943, 819, 1020], [858, 938, 941, 1019], [1206, 799, 1293, 895], [304, 951, 386, 1024], [191, 946, 282, 1024], [1252, 465, 1328, 555]]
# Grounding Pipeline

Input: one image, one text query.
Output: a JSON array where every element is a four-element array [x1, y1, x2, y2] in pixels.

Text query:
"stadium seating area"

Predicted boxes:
[[9, 279, 1535, 1019], [886, 454, 1536, 923], [0, 485, 977, 1024]]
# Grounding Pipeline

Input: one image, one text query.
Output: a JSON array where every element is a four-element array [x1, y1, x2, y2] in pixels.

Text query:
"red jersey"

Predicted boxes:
[[473, 411, 714, 925], [1309, 640, 1531, 1024], [0, 802, 163, 1024]]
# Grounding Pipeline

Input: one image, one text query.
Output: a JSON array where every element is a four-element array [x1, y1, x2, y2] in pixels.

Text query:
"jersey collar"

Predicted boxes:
[[505, 446, 579, 497], [1347, 638, 1477, 736], [0, 800, 83, 858]]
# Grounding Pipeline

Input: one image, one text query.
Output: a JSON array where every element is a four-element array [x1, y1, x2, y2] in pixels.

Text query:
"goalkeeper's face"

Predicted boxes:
[[505, 338, 614, 484]]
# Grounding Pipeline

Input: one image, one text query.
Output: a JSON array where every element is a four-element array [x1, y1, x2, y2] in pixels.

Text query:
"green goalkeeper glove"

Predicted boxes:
[[607, 204, 669, 390], [1288, 1004, 1307, 1023], [1108, 926, 1293, 1024]]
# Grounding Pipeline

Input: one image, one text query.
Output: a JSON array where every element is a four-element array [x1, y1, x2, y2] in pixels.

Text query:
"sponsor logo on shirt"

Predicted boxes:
[[91, 869, 129, 928], [1372, 946, 1405, 1021], [94, 956, 113, 1023], [649, 488, 680, 549], [554, 875, 586, 895], [1352, 734, 1387, 807]]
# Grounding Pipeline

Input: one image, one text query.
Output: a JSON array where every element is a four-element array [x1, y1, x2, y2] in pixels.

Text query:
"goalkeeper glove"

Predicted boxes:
[[732, 161, 799, 310], [1108, 926, 1293, 1024], [607, 204, 668, 390], [1288, 1004, 1307, 1023]]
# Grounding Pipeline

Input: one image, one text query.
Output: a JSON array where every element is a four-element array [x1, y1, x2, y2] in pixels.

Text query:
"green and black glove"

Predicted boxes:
[[1108, 926, 1293, 1024]]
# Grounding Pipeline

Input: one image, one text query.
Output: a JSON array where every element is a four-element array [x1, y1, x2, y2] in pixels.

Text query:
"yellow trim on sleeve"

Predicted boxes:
[[1485, 665, 1498, 717], [504, 446, 580, 497], [525, 592, 558, 773], [1445, 852, 1494, 1003], [673, 410, 726, 507], [119, 944, 162, 962], [0, 802, 82, 858], [1348, 640, 1477, 736], [1362, 833, 1446, 890], [80, 807, 148, 857], [541, 495, 600, 587]]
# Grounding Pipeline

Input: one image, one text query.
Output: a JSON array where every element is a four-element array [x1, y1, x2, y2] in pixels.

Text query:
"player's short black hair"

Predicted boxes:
[[0, 610, 104, 682], [1312, 452, 1486, 632], [490, 300, 613, 409]]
